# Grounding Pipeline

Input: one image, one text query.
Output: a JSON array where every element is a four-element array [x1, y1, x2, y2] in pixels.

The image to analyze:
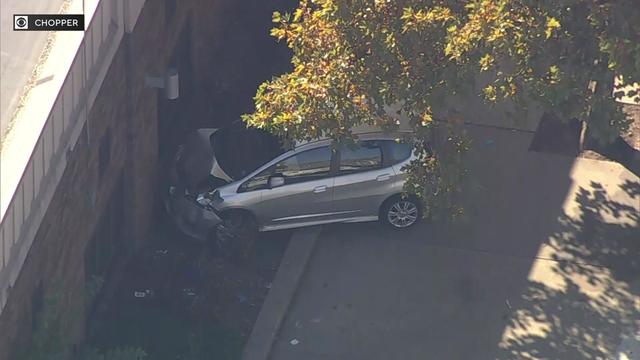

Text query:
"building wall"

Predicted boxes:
[[0, 0, 225, 357]]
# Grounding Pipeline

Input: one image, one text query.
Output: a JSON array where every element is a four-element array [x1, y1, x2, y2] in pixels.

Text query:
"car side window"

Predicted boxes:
[[239, 146, 332, 191], [388, 140, 412, 164], [339, 141, 383, 174], [275, 146, 332, 184], [239, 166, 274, 192]]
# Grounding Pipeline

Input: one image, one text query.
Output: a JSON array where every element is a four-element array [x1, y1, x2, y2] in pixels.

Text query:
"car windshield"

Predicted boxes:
[[211, 124, 284, 180]]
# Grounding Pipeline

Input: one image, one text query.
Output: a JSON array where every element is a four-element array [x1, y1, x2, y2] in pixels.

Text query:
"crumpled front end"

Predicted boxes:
[[165, 187, 222, 241]]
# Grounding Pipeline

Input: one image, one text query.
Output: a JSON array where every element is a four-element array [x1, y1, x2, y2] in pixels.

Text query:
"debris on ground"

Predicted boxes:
[[153, 249, 169, 258], [237, 294, 248, 304], [290, 339, 300, 346], [182, 288, 197, 297], [133, 290, 155, 298]]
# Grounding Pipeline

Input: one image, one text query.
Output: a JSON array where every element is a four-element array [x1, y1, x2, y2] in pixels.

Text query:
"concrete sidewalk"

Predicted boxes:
[[0, 0, 68, 146], [242, 226, 321, 360], [266, 124, 640, 360]]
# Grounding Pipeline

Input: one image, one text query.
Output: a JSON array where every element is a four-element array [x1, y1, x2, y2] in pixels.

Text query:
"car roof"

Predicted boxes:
[[292, 130, 414, 152], [292, 108, 414, 149]]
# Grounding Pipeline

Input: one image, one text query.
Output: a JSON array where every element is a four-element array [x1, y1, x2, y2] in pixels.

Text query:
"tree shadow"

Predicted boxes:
[[497, 180, 640, 359], [584, 136, 640, 178], [529, 109, 640, 178]]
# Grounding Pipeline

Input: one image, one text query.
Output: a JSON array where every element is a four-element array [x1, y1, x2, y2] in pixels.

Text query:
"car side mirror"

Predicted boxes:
[[268, 176, 285, 188]]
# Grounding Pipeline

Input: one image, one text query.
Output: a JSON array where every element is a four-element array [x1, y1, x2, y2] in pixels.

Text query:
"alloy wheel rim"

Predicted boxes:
[[387, 201, 418, 228]]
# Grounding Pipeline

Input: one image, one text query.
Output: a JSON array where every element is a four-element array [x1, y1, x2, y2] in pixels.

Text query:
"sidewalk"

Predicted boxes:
[[0, 0, 70, 147], [263, 124, 640, 360]]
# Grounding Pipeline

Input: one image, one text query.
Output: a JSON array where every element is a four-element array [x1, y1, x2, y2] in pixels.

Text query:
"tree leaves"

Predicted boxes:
[[545, 16, 561, 39], [479, 54, 495, 71], [243, 0, 638, 219]]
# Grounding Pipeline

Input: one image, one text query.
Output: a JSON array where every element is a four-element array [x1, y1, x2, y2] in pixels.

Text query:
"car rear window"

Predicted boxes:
[[339, 141, 383, 173]]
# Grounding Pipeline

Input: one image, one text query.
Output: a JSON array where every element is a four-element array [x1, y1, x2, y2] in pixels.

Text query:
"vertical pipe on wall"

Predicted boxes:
[[122, 0, 137, 252]]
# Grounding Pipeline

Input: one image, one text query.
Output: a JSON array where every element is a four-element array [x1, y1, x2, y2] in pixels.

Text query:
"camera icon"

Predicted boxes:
[[14, 15, 29, 30]]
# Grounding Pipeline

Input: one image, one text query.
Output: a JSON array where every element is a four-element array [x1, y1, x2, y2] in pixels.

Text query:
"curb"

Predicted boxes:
[[242, 226, 322, 360]]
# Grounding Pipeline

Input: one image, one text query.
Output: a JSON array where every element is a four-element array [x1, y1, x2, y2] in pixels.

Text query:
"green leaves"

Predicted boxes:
[[483, 85, 498, 102], [243, 0, 637, 219], [479, 54, 494, 71], [545, 16, 561, 39], [548, 65, 561, 84], [272, 11, 282, 23]]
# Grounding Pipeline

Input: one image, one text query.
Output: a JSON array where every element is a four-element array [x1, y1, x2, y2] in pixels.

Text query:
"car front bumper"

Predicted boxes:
[[165, 188, 222, 241]]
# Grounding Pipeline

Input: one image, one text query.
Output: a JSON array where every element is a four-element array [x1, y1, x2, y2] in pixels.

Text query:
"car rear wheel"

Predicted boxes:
[[381, 195, 421, 229]]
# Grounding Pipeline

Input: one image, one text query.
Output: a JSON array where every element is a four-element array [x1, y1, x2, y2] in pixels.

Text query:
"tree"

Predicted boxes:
[[242, 0, 640, 218]]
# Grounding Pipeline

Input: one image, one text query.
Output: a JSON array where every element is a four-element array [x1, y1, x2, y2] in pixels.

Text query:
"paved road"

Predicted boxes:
[[0, 0, 65, 145], [270, 125, 640, 360]]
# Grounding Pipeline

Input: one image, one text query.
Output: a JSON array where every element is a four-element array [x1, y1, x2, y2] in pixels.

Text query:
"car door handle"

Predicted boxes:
[[313, 185, 328, 193], [376, 174, 391, 181]]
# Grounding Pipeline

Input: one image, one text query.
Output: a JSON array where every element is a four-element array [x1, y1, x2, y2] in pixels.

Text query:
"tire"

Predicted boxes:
[[215, 210, 257, 259], [380, 195, 421, 229]]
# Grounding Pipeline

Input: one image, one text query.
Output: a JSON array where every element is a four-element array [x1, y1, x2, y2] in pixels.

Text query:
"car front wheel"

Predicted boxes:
[[381, 196, 421, 229], [215, 210, 257, 258]]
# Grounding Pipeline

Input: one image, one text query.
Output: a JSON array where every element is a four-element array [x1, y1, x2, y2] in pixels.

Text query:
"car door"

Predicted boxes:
[[331, 140, 395, 218], [249, 145, 336, 229]]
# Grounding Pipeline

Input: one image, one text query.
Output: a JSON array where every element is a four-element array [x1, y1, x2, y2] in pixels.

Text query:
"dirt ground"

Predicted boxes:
[[87, 218, 291, 359], [84, 1, 300, 357]]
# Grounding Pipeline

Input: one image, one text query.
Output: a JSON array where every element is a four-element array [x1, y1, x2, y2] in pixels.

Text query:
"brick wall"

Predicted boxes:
[[0, 0, 228, 357]]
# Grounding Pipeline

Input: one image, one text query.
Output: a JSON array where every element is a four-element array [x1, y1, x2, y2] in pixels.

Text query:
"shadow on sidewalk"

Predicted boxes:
[[529, 109, 640, 178], [496, 180, 640, 359]]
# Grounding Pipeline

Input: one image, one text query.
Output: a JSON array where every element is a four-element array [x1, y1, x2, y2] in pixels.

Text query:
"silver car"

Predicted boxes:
[[166, 125, 421, 241]]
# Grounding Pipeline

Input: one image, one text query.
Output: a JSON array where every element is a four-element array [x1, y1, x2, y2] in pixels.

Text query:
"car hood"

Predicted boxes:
[[207, 129, 234, 182], [176, 128, 233, 191]]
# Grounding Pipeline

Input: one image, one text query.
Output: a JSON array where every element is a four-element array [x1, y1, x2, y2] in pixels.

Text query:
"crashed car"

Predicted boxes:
[[166, 123, 420, 241], [165, 122, 284, 241]]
